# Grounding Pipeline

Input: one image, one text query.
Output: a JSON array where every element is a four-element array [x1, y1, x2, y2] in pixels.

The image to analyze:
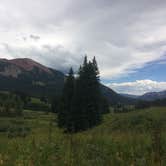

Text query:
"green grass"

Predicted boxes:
[[0, 107, 165, 166], [30, 97, 43, 104]]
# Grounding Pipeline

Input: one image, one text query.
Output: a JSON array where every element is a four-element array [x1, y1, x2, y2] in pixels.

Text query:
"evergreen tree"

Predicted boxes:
[[72, 56, 102, 131], [57, 56, 108, 132], [57, 68, 75, 131], [92, 56, 99, 76], [100, 97, 110, 114]]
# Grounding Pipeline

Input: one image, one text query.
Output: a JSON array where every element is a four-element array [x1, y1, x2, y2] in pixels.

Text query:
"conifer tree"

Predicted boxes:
[[57, 56, 108, 132], [57, 68, 75, 130], [72, 56, 102, 131]]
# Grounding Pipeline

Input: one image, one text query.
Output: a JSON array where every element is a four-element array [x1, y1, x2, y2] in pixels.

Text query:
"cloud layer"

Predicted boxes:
[[108, 80, 166, 95], [0, 0, 166, 79]]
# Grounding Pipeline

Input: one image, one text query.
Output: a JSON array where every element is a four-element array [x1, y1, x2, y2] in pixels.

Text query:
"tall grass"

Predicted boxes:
[[0, 107, 165, 165]]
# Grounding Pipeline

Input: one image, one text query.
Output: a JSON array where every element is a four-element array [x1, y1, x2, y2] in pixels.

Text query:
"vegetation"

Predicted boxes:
[[0, 59, 64, 98], [0, 58, 135, 105], [57, 67, 75, 131], [0, 58, 165, 165], [0, 107, 165, 165], [25, 97, 51, 112], [135, 98, 166, 109], [0, 92, 23, 116], [57, 57, 107, 132], [113, 103, 134, 113]]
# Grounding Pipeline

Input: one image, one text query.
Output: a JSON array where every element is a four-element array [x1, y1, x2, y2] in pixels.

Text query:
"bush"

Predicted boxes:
[[25, 102, 51, 112], [7, 125, 31, 138], [0, 92, 23, 116], [135, 100, 151, 109], [113, 103, 134, 113], [0, 123, 9, 132]]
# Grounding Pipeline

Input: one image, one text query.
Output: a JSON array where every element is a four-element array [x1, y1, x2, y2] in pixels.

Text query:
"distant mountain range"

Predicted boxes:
[[101, 85, 135, 104], [0, 58, 135, 104], [140, 91, 166, 101], [120, 93, 139, 99], [121, 90, 166, 101]]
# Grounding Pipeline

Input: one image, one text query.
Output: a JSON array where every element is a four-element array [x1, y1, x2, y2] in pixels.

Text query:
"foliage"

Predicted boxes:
[[0, 92, 23, 116], [113, 103, 134, 113], [58, 67, 75, 131], [0, 107, 165, 165], [51, 96, 61, 113], [25, 97, 51, 112], [135, 100, 151, 109], [57, 57, 106, 132], [100, 97, 110, 114], [0, 60, 65, 98], [135, 98, 166, 110]]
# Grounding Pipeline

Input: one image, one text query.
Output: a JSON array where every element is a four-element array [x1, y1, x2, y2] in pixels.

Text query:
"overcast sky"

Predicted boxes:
[[0, 0, 166, 95]]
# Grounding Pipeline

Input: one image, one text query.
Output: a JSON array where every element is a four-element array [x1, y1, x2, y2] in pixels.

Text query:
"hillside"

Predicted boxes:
[[140, 90, 166, 101], [0, 58, 133, 104], [101, 85, 136, 105], [121, 91, 166, 102], [0, 58, 65, 97], [120, 93, 139, 99]]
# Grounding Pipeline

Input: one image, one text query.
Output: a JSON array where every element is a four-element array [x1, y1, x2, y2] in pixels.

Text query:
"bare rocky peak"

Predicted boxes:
[[0, 58, 52, 73], [9, 58, 52, 74], [0, 58, 52, 78]]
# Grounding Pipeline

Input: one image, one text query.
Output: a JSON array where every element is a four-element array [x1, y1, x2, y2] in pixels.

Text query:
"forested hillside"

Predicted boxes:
[[0, 58, 134, 104], [0, 58, 64, 97]]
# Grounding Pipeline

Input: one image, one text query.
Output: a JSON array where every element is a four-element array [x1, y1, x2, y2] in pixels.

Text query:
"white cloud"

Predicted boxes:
[[0, 0, 166, 79], [108, 80, 166, 95]]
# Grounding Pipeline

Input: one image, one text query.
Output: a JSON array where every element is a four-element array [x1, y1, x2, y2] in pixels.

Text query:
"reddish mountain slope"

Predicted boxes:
[[10, 58, 52, 73], [0, 58, 51, 73]]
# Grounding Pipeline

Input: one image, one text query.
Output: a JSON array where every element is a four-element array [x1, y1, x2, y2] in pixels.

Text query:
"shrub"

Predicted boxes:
[[0, 93, 23, 116], [7, 125, 31, 138]]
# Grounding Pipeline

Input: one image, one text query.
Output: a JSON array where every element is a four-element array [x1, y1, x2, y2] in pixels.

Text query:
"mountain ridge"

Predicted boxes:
[[140, 90, 166, 101], [0, 58, 135, 104], [0, 58, 52, 77], [0, 58, 64, 97], [121, 90, 166, 101]]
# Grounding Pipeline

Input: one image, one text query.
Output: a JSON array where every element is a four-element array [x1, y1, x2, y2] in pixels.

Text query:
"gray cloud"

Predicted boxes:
[[0, 0, 166, 79], [29, 35, 40, 41], [1, 43, 82, 73]]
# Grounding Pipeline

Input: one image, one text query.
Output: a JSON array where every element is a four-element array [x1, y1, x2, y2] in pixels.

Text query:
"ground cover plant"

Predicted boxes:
[[0, 107, 165, 166]]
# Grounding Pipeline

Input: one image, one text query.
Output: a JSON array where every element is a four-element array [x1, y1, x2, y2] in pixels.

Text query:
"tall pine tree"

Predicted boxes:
[[57, 68, 75, 131], [72, 56, 102, 131], [57, 56, 106, 132]]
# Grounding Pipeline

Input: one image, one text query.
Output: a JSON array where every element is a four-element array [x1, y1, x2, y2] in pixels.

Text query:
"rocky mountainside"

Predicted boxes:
[[0, 58, 52, 77], [0, 58, 64, 97]]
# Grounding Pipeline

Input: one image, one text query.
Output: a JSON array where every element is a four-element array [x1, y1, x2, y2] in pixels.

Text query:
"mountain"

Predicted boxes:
[[140, 90, 166, 101], [120, 93, 139, 99], [0, 58, 133, 104], [101, 85, 136, 105], [0, 58, 64, 97]]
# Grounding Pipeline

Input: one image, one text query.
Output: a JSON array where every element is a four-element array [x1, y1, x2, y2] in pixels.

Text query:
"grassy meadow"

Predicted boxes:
[[0, 107, 165, 166]]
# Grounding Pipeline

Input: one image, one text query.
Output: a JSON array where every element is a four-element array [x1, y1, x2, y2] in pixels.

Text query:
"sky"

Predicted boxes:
[[0, 0, 166, 95]]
